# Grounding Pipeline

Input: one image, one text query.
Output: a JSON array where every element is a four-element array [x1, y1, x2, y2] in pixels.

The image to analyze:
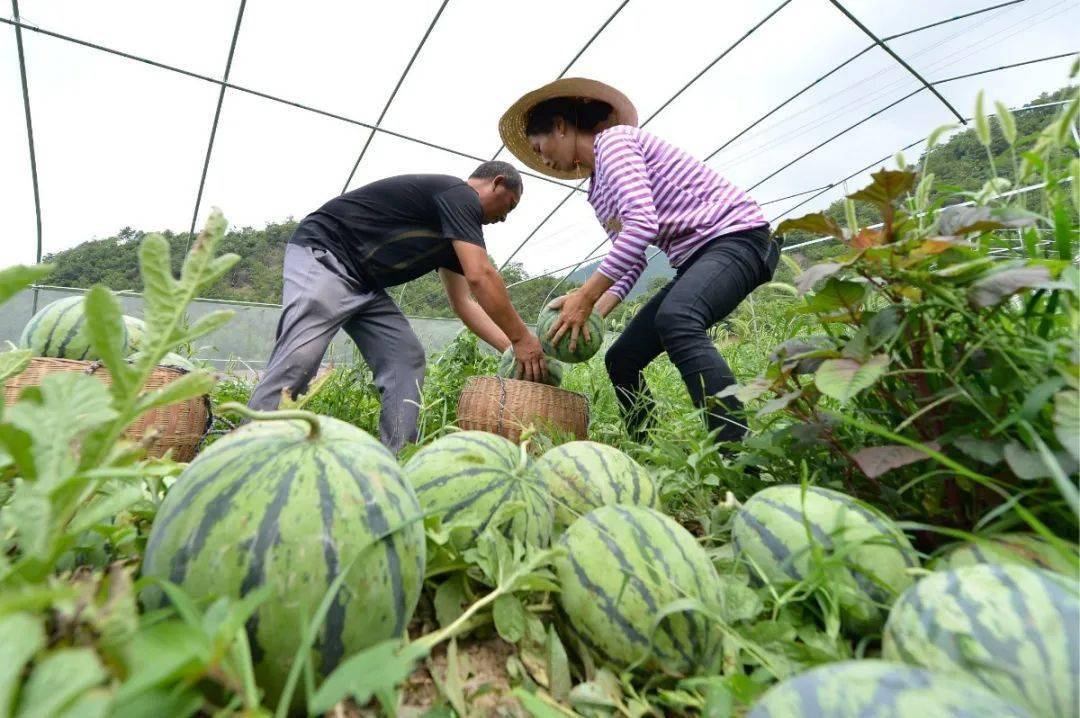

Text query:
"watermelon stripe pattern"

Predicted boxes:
[[142, 417, 425, 706], [404, 431, 553, 547], [555, 505, 723, 674], [732, 484, 917, 633], [883, 563, 1078, 718], [534, 441, 658, 526], [748, 660, 1033, 717], [20, 295, 128, 361]]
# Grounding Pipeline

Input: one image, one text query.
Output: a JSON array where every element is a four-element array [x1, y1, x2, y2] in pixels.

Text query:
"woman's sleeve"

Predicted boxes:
[[593, 131, 659, 300]]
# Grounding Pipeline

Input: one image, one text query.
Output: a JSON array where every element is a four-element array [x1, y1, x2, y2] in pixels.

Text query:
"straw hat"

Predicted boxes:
[[499, 78, 638, 180]]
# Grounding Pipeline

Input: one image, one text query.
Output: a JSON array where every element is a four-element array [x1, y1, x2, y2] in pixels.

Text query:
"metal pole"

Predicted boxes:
[[489, 0, 631, 161], [188, 0, 248, 243], [11, 0, 42, 265], [342, 0, 450, 193], [828, 0, 966, 124], [0, 16, 585, 196]]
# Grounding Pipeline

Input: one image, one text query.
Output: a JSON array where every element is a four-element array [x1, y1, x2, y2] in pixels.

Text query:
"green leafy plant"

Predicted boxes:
[[729, 95, 1079, 539]]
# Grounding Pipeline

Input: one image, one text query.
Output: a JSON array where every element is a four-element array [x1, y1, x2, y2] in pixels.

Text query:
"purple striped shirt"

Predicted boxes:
[[588, 125, 766, 299]]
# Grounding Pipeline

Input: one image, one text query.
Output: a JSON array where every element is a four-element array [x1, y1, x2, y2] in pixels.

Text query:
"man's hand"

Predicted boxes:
[[513, 332, 548, 382]]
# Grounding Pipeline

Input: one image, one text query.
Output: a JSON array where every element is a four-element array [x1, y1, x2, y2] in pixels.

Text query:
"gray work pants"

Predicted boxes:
[[248, 243, 426, 453]]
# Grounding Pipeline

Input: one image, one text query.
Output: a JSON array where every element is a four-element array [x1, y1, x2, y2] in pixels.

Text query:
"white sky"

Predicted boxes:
[[2, 0, 1077, 277]]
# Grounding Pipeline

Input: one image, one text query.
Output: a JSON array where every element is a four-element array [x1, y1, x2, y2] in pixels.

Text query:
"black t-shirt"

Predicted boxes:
[[290, 174, 485, 288]]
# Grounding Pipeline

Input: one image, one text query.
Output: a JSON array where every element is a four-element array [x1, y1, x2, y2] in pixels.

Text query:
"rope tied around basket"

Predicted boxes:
[[495, 375, 508, 438]]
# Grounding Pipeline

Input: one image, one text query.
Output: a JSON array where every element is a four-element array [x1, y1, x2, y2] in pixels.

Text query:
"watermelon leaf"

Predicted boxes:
[[308, 638, 429, 715], [0, 264, 53, 307], [0, 613, 45, 717], [512, 688, 573, 717], [83, 286, 137, 399], [434, 575, 469, 629], [493, 594, 527, 643], [132, 372, 214, 417], [15, 648, 106, 718], [547, 625, 571, 703], [3, 373, 116, 490], [0, 349, 32, 385]]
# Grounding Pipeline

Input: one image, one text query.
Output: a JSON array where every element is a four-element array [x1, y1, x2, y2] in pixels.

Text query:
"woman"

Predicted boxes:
[[499, 78, 780, 444]]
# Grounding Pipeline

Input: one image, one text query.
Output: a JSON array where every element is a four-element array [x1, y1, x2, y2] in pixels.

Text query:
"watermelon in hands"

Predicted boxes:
[[537, 307, 604, 363], [497, 348, 563, 386]]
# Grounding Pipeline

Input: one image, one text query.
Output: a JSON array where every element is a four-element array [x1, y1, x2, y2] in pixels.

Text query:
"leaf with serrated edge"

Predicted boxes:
[[775, 213, 844, 239], [84, 286, 137, 399], [814, 355, 889, 403], [4, 373, 116, 489], [176, 310, 235, 346], [847, 169, 916, 210]]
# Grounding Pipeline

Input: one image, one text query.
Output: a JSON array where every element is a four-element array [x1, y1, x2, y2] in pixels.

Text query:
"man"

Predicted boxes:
[[248, 161, 547, 453]]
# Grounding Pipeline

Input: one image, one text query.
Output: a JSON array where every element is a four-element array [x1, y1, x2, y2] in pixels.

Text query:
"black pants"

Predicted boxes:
[[604, 227, 780, 443]]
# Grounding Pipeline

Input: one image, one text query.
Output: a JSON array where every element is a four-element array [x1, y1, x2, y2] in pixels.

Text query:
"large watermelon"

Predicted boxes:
[[533, 441, 658, 526], [20, 295, 128, 360], [123, 315, 146, 351], [882, 563, 1078, 718], [555, 505, 724, 674], [403, 431, 553, 546], [932, 533, 1079, 576], [141, 415, 425, 707], [732, 485, 918, 634], [497, 348, 564, 387], [747, 660, 1033, 718], [537, 307, 604, 363]]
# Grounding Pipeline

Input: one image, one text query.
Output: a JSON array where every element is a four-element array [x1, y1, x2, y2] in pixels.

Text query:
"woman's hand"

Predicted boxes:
[[546, 291, 596, 353]]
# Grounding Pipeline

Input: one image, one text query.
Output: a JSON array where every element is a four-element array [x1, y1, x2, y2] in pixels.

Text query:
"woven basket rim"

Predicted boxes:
[[8, 356, 188, 377]]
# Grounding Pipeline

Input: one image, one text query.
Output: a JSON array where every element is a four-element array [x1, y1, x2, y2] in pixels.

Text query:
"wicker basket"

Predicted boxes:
[[4, 357, 212, 462], [456, 375, 589, 444]]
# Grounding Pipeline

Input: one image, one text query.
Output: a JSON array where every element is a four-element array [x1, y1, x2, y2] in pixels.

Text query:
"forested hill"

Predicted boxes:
[[784, 85, 1077, 260], [39, 85, 1075, 314]]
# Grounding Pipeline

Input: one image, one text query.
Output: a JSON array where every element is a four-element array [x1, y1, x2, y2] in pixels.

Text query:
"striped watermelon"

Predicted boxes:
[[141, 415, 425, 707], [732, 485, 918, 634], [403, 431, 553, 546], [533, 441, 658, 526], [555, 505, 723, 674], [933, 533, 1079, 576], [497, 348, 564, 387], [20, 295, 128, 360], [748, 660, 1033, 718], [882, 564, 1079, 718], [123, 315, 146, 351], [537, 307, 604, 363]]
